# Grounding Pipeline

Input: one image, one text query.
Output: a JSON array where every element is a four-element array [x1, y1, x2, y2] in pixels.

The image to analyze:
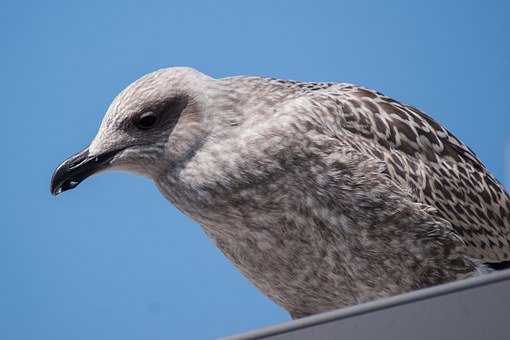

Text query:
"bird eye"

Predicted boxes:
[[134, 111, 158, 130]]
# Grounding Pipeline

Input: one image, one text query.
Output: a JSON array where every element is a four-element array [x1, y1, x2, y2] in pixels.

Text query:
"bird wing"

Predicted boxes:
[[290, 84, 510, 262]]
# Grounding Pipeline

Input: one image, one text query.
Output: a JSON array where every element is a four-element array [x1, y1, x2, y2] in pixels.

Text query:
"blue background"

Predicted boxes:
[[3, 1, 509, 339]]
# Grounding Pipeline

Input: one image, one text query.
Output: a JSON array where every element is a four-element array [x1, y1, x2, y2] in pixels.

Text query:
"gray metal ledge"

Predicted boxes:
[[226, 269, 510, 340]]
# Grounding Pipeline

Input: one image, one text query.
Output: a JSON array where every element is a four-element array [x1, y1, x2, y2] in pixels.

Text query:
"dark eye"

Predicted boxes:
[[134, 111, 158, 130]]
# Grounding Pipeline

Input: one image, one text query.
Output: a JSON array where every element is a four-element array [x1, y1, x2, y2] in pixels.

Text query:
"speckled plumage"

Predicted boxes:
[[52, 67, 509, 319]]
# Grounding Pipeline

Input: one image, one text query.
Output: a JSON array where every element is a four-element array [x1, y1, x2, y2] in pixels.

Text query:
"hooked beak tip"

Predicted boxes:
[[50, 147, 120, 196]]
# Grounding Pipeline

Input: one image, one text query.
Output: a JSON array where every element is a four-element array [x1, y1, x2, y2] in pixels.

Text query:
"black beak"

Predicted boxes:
[[50, 147, 120, 196]]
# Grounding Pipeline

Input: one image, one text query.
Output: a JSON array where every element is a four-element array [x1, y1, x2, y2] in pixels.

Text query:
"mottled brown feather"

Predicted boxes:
[[303, 84, 510, 262]]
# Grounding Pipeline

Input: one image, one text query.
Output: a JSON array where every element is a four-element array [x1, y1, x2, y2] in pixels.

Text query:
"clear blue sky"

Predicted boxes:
[[3, 1, 509, 339]]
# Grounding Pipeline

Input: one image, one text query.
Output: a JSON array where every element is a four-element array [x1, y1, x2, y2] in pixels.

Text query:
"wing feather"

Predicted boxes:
[[296, 84, 510, 262]]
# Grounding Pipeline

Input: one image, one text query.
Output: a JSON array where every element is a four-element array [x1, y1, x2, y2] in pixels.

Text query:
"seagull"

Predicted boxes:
[[50, 67, 510, 319]]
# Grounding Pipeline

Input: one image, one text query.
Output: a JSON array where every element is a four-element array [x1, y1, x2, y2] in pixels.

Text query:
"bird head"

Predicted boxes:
[[50, 67, 212, 196]]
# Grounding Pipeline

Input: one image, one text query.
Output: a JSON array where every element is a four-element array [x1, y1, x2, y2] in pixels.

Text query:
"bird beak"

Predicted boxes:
[[50, 147, 120, 196]]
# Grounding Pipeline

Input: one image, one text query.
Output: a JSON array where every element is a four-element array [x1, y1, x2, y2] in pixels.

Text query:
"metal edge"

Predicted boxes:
[[224, 269, 510, 340]]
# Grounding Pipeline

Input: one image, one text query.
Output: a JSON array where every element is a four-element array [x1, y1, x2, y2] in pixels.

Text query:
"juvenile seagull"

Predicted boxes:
[[51, 67, 510, 319]]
